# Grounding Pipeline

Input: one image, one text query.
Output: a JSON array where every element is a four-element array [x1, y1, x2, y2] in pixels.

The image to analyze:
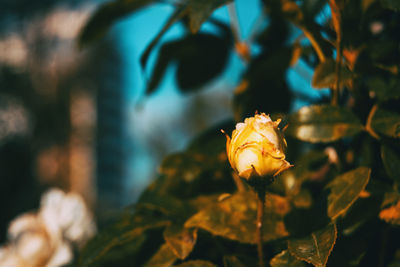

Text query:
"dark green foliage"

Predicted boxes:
[[140, 0, 232, 70], [78, 0, 156, 47], [288, 224, 337, 267], [78, 0, 400, 266], [381, 145, 400, 184], [312, 59, 354, 89], [287, 105, 364, 143], [146, 28, 232, 94], [326, 167, 371, 220], [185, 191, 289, 244], [233, 47, 293, 120], [370, 107, 400, 138], [270, 250, 307, 267]]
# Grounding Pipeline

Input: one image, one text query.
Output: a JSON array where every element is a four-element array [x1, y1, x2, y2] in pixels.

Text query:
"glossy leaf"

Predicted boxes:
[[312, 59, 354, 89], [326, 167, 371, 220], [381, 145, 400, 183], [145, 41, 175, 95], [143, 243, 178, 267], [287, 105, 363, 143], [78, 214, 170, 267], [146, 32, 232, 94], [163, 225, 197, 259], [175, 33, 231, 91], [270, 250, 307, 267], [140, 7, 186, 70], [78, 0, 155, 47], [140, 0, 232, 69], [370, 108, 400, 138], [174, 260, 218, 267], [288, 223, 337, 267], [184, 191, 289, 244]]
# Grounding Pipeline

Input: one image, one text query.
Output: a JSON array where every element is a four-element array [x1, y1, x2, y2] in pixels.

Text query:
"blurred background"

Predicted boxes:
[[0, 0, 326, 243]]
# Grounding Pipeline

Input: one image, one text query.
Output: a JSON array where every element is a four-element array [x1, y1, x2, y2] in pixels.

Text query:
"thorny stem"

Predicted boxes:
[[256, 190, 266, 267]]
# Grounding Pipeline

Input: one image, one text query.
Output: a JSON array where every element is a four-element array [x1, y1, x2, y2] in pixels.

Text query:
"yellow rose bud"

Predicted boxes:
[[223, 113, 292, 180]]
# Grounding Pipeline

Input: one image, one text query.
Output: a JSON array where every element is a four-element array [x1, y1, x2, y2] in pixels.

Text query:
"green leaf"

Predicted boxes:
[[146, 151, 234, 199], [370, 108, 400, 138], [270, 250, 307, 267], [146, 32, 232, 95], [163, 225, 197, 259], [140, 7, 187, 70], [233, 48, 293, 120], [78, 0, 155, 47], [78, 214, 170, 267], [188, 120, 234, 156], [184, 192, 289, 244], [138, 188, 192, 218], [367, 77, 400, 101], [287, 105, 364, 143], [381, 0, 400, 11], [175, 32, 231, 91], [326, 167, 371, 220], [312, 59, 354, 89], [140, 0, 232, 69], [143, 243, 178, 267], [145, 41, 175, 95], [280, 0, 332, 60], [288, 223, 337, 267], [174, 260, 218, 267], [381, 145, 400, 184]]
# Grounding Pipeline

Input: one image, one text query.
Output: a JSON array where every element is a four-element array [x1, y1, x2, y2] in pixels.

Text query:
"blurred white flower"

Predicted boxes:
[[40, 189, 96, 247], [0, 188, 96, 267]]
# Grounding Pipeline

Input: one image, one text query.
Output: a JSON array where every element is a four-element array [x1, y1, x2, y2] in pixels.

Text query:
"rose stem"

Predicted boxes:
[[256, 188, 266, 267], [232, 172, 245, 192]]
